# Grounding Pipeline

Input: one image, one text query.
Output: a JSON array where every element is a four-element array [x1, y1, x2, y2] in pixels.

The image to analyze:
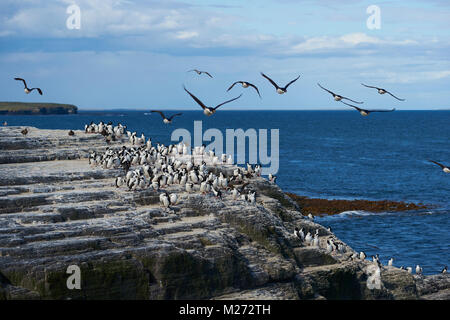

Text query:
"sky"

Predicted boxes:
[[0, 0, 449, 110]]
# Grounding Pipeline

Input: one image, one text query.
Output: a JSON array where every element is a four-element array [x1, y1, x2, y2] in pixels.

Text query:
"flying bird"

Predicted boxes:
[[188, 69, 213, 78], [227, 81, 261, 98], [183, 86, 242, 116], [151, 110, 182, 124], [361, 83, 405, 101], [317, 83, 363, 104], [340, 101, 395, 116], [14, 77, 43, 95], [428, 160, 450, 173], [261, 72, 300, 94]]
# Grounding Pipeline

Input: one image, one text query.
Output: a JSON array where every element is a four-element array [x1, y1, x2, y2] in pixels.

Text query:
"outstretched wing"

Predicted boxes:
[[168, 113, 183, 121], [151, 110, 166, 119], [213, 94, 243, 110], [183, 86, 208, 110], [317, 83, 335, 96], [248, 83, 262, 98], [284, 75, 301, 89], [429, 160, 446, 169], [227, 81, 241, 92], [203, 71, 213, 78], [385, 90, 405, 101], [361, 83, 380, 90], [261, 73, 280, 89], [14, 77, 27, 88], [340, 101, 363, 112], [340, 96, 363, 104], [369, 108, 395, 113], [30, 88, 43, 95]]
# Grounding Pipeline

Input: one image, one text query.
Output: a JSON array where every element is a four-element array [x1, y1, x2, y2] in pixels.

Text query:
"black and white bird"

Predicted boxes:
[[188, 69, 213, 78], [14, 77, 43, 95], [268, 173, 277, 184], [416, 265, 423, 275], [227, 81, 261, 98], [151, 110, 182, 124], [361, 83, 405, 101], [441, 266, 447, 274], [388, 257, 394, 267], [428, 160, 450, 173], [183, 86, 242, 116], [317, 83, 363, 104], [261, 72, 300, 94], [340, 101, 395, 116], [359, 251, 366, 260]]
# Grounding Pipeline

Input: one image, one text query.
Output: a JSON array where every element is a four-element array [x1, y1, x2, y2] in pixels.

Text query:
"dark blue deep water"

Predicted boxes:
[[2, 110, 449, 275]]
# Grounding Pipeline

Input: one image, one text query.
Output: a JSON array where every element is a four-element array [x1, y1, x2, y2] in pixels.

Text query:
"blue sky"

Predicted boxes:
[[0, 0, 449, 110]]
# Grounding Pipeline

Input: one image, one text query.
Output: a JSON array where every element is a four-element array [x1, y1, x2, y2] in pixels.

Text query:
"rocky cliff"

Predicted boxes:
[[0, 126, 448, 300]]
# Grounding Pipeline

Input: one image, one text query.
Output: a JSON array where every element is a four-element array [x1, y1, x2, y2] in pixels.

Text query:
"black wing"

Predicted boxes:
[[227, 81, 241, 92], [339, 95, 363, 104], [340, 101, 363, 112], [203, 71, 213, 78], [284, 75, 301, 89], [369, 108, 395, 112], [183, 86, 208, 110], [168, 113, 183, 121], [361, 83, 380, 90], [385, 90, 405, 101], [30, 88, 43, 95], [317, 83, 335, 96], [429, 160, 446, 169], [213, 94, 243, 110], [261, 73, 280, 89], [341, 101, 394, 112], [151, 110, 166, 119], [247, 83, 262, 98], [14, 77, 27, 88]]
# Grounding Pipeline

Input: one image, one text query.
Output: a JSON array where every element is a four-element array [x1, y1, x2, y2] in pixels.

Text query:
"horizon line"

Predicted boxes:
[[77, 108, 450, 111]]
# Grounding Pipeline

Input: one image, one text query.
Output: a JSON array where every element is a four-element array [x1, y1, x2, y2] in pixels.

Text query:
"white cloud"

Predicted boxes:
[[173, 31, 199, 39], [289, 33, 418, 54]]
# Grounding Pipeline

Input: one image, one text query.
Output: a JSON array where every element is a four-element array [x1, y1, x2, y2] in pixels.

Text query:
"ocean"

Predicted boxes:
[[2, 110, 449, 275]]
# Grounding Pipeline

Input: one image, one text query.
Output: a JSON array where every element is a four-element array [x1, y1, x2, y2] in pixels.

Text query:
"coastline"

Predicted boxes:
[[0, 102, 77, 115], [0, 126, 448, 300]]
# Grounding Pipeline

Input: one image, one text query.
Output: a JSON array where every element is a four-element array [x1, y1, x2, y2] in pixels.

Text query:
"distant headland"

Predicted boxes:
[[0, 102, 77, 115]]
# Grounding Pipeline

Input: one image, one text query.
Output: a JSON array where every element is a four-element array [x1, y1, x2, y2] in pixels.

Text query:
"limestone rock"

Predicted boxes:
[[0, 127, 447, 300]]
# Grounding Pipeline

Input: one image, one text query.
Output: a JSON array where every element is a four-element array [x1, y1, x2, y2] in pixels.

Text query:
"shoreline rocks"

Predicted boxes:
[[0, 126, 448, 300]]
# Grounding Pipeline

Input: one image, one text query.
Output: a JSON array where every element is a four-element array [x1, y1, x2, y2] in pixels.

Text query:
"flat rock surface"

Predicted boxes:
[[0, 126, 448, 300]]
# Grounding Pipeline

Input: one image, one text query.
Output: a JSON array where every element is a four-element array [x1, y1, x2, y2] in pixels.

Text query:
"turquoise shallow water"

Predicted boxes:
[[2, 110, 449, 274]]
